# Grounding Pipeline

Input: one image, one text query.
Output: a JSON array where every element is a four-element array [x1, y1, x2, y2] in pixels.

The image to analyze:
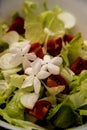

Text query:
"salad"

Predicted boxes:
[[0, 0, 87, 130]]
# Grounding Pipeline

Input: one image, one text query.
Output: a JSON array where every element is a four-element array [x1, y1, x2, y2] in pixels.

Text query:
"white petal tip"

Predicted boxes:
[[20, 93, 39, 109], [58, 12, 76, 29]]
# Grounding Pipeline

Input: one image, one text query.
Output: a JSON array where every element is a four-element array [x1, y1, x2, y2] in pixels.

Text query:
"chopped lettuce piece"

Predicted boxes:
[[47, 97, 75, 119], [23, 0, 37, 15], [0, 21, 8, 40], [61, 33, 85, 67], [69, 70, 87, 109], [67, 33, 83, 65], [69, 92, 87, 109], [25, 19, 46, 43], [10, 74, 25, 88], [0, 69, 4, 80], [0, 21, 9, 52], [69, 70, 87, 93], [52, 104, 82, 129], [23, 0, 65, 43], [47, 98, 82, 129], [2, 67, 21, 82], [0, 42, 9, 53], [0, 80, 9, 92], [80, 109, 87, 116], [60, 66, 75, 83], [0, 109, 46, 130], [60, 42, 70, 66], [0, 84, 16, 104], [4, 91, 24, 120]]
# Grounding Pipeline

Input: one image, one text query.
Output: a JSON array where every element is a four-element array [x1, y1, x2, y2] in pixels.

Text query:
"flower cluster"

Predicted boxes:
[[22, 55, 63, 94], [3, 32, 63, 94]]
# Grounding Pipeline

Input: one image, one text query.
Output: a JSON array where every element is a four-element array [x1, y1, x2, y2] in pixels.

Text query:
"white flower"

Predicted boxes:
[[41, 55, 63, 75], [9, 40, 31, 67], [23, 52, 37, 70], [22, 58, 50, 94]]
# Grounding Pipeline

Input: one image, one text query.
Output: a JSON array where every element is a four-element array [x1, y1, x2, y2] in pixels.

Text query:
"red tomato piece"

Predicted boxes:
[[47, 37, 62, 56], [7, 16, 25, 35], [29, 42, 44, 58], [71, 57, 87, 75], [63, 34, 74, 43], [28, 100, 51, 120], [46, 74, 69, 94]]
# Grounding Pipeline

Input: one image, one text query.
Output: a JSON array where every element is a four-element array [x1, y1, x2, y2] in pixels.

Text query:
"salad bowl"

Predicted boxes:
[[0, 0, 87, 130]]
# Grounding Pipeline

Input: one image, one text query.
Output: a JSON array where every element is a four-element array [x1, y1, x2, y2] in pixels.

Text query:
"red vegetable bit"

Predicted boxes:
[[71, 57, 87, 75], [7, 16, 25, 35], [47, 37, 62, 56], [28, 100, 51, 120], [46, 74, 69, 94], [63, 34, 74, 43], [29, 42, 44, 58]]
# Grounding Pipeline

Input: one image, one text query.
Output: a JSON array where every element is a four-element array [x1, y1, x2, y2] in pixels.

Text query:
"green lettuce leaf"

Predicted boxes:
[[69, 70, 87, 109], [69, 70, 87, 93], [67, 33, 83, 65], [2, 67, 21, 82], [0, 109, 46, 130], [4, 91, 24, 120], [0, 21, 8, 40], [10, 74, 25, 88], [47, 98, 82, 129], [0, 21, 9, 52], [0, 84, 16, 105], [60, 66, 74, 83], [60, 33, 85, 66], [60, 46, 70, 67], [23, 0, 64, 43]]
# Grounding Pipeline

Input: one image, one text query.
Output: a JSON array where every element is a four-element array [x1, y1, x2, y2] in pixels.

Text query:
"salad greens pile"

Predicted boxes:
[[0, 0, 87, 130]]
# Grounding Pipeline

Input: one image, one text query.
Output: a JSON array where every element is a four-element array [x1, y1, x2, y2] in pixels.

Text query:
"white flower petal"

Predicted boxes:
[[47, 63, 60, 75], [34, 77, 41, 94], [23, 57, 31, 70], [0, 53, 22, 69], [37, 70, 50, 79], [31, 58, 42, 75], [25, 67, 33, 75], [43, 55, 51, 63], [10, 54, 23, 67], [21, 43, 30, 55], [51, 56, 63, 66], [10, 47, 21, 55], [21, 76, 34, 88], [58, 12, 76, 29], [41, 64, 48, 71], [25, 52, 37, 61], [2, 31, 19, 44], [20, 93, 39, 109]]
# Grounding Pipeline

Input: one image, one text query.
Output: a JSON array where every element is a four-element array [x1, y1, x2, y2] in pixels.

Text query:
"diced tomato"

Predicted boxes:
[[71, 57, 87, 75], [63, 34, 74, 43], [46, 74, 69, 94], [26, 100, 51, 120], [47, 37, 62, 56], [7, 16, 25, 35], [29, 42, 44, 58]]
